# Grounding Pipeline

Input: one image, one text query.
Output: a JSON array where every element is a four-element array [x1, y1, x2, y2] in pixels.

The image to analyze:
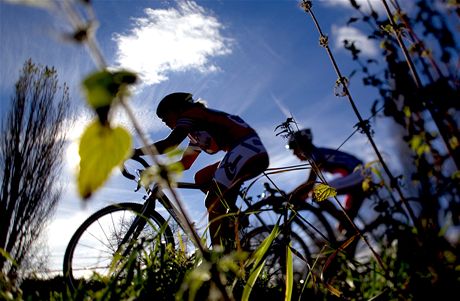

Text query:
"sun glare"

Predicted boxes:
[[66, 140, 80, 170], [64, 114, 92, 171]]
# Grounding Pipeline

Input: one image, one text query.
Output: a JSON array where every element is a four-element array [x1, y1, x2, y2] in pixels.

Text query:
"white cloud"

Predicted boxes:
[[113, 1, 232, 86], [332, 25, 378, 57]]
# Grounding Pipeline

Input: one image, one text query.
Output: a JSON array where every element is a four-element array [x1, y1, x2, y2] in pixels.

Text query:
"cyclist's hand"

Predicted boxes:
[[289, 187, 311, 201]]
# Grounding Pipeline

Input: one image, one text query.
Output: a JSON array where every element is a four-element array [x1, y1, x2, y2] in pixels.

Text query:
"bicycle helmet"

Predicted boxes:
[[156, 92, 194, 119], [287, 128, 313, 149]]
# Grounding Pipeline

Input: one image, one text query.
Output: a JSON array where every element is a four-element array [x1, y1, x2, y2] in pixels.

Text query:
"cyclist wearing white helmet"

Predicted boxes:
[[287, 128, 367, 233], [133, 92, 269, 250]]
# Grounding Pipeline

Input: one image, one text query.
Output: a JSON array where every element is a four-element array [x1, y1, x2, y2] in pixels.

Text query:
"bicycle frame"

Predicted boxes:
[[114, 185, 165, 257]]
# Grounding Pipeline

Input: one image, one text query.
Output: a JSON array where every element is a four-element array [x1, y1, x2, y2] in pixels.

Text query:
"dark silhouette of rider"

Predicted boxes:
[[286, 129, 368, 233], [133, 92, 269, 250]]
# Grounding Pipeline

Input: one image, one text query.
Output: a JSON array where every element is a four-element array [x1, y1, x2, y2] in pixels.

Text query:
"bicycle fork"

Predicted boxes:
[[113, 199, 159, 265]]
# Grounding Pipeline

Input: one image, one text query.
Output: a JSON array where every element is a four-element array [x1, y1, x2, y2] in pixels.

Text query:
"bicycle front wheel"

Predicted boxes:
[[63, 202, 174, 290]]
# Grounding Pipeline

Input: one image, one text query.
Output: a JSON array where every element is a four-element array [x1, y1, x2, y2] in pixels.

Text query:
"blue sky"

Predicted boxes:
[[1, 0, 412, 273]]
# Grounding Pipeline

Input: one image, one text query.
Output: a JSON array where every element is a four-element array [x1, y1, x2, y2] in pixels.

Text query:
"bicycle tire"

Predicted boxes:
[[241, 225, 311, 286], [246, 197, 337, 257], [63, 202, 174, 290], [291, 201, 338, 254]]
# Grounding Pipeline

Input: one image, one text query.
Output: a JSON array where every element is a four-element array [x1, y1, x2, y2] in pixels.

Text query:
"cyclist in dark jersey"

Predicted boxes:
[[287, 129, 368, 233], [133, 92, 269, 250]]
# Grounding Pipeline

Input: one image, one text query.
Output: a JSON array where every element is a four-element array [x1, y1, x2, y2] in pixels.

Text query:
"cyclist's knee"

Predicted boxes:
[[237, 153, 269, 182], [195, 162, 219, 192], [344, 195, 364, 220], [251, 152, 269, 174]]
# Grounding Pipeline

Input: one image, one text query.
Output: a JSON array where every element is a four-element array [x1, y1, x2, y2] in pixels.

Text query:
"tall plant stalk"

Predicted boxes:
[[300, 0, 421, 270], [381, 0, 460, 170]]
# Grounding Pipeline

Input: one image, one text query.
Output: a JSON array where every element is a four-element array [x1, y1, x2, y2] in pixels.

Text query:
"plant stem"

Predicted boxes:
[[300, 0, 421, 272], [381, 0, 460, 170]]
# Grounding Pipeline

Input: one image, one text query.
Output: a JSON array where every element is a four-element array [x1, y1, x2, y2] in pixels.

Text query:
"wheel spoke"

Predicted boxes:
[[63, 203, 175, 290]]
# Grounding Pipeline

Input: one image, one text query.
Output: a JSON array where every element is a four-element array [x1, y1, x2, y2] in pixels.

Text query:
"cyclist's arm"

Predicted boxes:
[[180, 145, 201, 170], [134, 127, 189, 156], [290, 169, 317, 200]]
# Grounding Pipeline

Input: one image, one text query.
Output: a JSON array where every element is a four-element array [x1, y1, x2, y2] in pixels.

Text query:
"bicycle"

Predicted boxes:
[[244, 165, 407, 286], [62, 156, 338, 290], [62, 156, 204, 289], [238, 175, 338, 284]]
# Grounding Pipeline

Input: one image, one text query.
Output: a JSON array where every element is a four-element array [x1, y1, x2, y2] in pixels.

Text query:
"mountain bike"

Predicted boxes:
[[239, 178, 338, 284], [62, 157, 337, 290]]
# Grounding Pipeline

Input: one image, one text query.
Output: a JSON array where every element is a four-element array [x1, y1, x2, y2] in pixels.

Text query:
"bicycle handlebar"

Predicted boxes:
[[121, 156, 204, 190], [131, 155, 150, 168], [121, 155, 151, 180]]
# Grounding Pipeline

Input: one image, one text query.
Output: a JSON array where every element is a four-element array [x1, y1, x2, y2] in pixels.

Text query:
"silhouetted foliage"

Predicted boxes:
[[0, 59, 73, 281], [338, 0, 460, 299]]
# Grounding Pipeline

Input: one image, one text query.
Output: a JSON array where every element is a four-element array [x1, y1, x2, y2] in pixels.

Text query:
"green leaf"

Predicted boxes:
[[249, 223, 281, 268], [217, 251, 248, 277], [313, 183, 337, 202], [362, 177, 372, 192], [83, 70, 117, 109], [0, 248, 17, 268], [242, 222, 281, 301], [242, 259, 265, 301], [185, 262, 212, 301], [449, 136, 459, 150], [78, 120, 132, 199], [82, 69, 137, 109], [403, 106, 411, 118], [285, 243, 293, 301], [409, 134, 430, 156]]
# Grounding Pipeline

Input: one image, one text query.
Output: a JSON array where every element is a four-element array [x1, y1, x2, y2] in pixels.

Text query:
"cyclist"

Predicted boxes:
[[133, 92, 269, 250], [286, 128, 368, 233]]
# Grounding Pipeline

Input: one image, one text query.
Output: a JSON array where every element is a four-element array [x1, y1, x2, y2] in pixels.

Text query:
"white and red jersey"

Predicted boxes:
[[176, 107, 256, 154]]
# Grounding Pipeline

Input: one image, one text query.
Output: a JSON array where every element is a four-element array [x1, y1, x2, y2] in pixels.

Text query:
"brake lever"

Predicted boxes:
[[121, 165, 136, 180], [131, 154, 150, 168]]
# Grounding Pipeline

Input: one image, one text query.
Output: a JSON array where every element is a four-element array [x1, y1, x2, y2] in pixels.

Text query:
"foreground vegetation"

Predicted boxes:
[[2, 225, 459, 301]]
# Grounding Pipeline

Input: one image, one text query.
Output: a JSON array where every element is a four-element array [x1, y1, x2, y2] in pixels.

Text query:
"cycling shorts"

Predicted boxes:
[[214, 134, 267, 188]]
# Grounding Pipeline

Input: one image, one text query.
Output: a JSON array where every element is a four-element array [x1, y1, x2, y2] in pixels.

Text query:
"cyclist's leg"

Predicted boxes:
[[343, 189, 365, 220], [194, 162, 220, 193], [205, 135, 269, 250], [194, 161, 235, 248], [205, 181, 238, 249], [328, 171, 366, 231]]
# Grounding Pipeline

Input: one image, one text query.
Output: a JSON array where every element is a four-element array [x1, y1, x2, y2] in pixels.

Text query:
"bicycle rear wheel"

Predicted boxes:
[[246, 197, 337, 257], [241, 225, 311, 286], [63, 202, 174, 290], [291, 202, 338, 255]]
